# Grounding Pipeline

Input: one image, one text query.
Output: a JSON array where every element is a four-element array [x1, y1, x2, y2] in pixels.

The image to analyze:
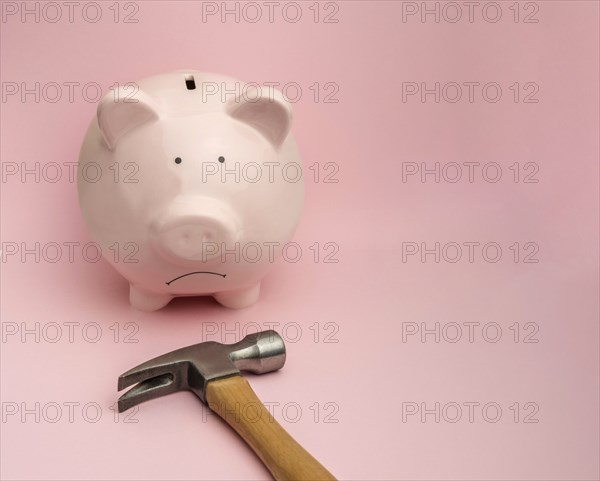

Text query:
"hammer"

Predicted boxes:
[[117, 330, 336, 481]]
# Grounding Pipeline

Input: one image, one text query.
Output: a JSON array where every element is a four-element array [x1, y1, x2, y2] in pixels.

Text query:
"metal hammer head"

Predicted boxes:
[[117, 330, 286, 412]]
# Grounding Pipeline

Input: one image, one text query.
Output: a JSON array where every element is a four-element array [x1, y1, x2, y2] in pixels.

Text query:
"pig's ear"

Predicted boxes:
[[226, 87, 292, 148], [97, 88, 160, 150]]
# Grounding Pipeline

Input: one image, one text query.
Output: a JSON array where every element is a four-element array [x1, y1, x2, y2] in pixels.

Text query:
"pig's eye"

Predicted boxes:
[[174, 157, 182, 164], [218, 156, 225, 163]]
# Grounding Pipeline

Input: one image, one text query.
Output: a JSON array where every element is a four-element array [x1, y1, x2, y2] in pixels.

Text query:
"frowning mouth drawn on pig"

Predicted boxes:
[[165, 272, 227, 285]]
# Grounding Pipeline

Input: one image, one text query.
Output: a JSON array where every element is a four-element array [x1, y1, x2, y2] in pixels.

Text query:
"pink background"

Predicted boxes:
[[1, 1, 598, 479]]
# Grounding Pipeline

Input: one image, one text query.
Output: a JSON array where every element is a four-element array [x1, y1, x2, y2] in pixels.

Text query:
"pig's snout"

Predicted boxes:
[[152, 198, 239, 263], [158, 218, 235, 260]]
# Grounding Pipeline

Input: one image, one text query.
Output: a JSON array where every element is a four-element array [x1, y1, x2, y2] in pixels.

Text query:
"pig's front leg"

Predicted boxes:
[[213, 283, 260, 309], [129, 284, 173, 311]]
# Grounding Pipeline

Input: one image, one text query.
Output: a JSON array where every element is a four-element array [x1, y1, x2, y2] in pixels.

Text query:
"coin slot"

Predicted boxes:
[[185, 75, 196, 90]]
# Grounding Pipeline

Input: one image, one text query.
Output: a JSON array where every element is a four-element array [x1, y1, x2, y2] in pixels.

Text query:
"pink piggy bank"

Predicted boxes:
[[77, 71, 304, 311]]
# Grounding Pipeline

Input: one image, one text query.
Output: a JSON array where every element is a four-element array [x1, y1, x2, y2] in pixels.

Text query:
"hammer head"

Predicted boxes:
[[117, 330, 286, 412]]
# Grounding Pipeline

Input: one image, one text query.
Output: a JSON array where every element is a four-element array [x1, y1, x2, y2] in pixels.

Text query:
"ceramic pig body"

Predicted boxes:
[[78, 71, 304, 311]]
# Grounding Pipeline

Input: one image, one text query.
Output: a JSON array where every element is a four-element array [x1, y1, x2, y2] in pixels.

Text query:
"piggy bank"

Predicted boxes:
[[77, 71, 304, 311]]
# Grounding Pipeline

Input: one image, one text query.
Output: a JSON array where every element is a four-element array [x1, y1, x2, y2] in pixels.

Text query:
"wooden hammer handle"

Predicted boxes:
[[206, 375, 337, 481]]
